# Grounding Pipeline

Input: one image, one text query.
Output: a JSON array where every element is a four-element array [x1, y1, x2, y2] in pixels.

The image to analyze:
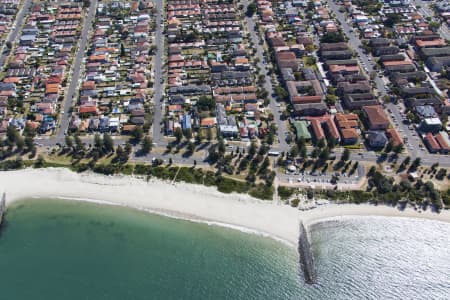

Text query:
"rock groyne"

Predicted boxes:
[[298, 221, 317, 284]]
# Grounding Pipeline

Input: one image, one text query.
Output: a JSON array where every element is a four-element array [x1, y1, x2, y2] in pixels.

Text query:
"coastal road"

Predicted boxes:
[[151, 0, 165, 144], [0, 0, 32, 72], [241, 0, 289, 153], [54, 0, 98, 145]]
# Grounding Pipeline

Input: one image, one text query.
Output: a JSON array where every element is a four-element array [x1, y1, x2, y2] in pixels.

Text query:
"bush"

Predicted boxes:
[[0, 158, 24, 170], [216, 176, 249, 194], [290, 198, 300, 207], [175, 167, 204, 184], [249, 184, 274, 200], [204, 171, 217, 186], [134, 164, 152, 175], [278, 186, 294, 200]]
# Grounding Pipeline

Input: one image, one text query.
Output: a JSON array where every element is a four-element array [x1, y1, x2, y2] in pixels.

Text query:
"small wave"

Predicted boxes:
[[54, 196, 295, 247]]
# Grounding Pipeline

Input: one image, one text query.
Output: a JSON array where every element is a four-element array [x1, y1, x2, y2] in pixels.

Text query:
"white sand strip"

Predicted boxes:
[[0, 168, 449, 247], [0, 168, 301, 246]]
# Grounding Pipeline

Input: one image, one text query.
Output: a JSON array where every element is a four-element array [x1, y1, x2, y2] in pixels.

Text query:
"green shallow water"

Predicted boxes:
[[2, 199, 449, 300], [0, 199, 302, 300]]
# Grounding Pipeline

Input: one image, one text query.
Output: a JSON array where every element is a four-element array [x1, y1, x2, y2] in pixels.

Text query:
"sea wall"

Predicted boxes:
[[298, 221, 317, 284]]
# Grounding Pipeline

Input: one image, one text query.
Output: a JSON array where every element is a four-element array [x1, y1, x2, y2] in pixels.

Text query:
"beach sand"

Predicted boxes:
[[0, 168, 449, 246]]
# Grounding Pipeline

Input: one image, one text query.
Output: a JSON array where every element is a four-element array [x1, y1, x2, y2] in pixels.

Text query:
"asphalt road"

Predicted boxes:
[[413, 0, 450, 40], [151, 0, 165, 144], [242, 0, 289, 152], [33, 0, 450, 171], [0, 0, 32, 72], [54, 0, 98, 145], [328, 0, 434, 160], [328, 0, 387, 97]]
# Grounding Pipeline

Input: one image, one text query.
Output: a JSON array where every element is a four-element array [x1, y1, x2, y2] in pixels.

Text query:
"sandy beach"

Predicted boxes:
[[0, 168, 449, 247]]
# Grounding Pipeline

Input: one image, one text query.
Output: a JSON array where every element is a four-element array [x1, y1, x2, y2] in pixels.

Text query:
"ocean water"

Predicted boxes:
[[0, 200, 301, 300], [308, 216, 450, 299], [0, 200, 449, 300]]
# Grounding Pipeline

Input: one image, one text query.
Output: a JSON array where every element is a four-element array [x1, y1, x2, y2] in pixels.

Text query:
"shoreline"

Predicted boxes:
[[1, 168, 301, 247], [302, 203, 450, 227], [1, 168, 449, 248]]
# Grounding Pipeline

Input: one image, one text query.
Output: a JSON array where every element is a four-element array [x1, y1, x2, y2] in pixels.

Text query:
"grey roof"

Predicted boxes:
[[370, 38, 391, 47], [420, 47, 450, 58], [325, 59, 358, 66], [367, 131, 388, 147], [415, 105, 436, 118], [401, 86, 434, 96], [20, 35, 36, 41], [302, 68, 316, 80], [426, 56, 450, 69], [320, 42, 348, 52], [169, 85, 211, 95], [390, 71, 427, 82], [379, 54, 406, 62], [321, 50, 353, 59], [281, 68, 296, 82]]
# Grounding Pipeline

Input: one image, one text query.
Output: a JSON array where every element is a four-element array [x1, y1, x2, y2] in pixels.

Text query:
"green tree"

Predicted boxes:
[[65, 135, 73, 149], [94, 133, 103, 150], [24, 136, 34, 152], [174, 127, 183, 143], [327, 136, 337, 149], [74, 135, 85, 155], [197, 96, 215, 111], [384, 14, 401, 27], [342, 148, 350, 161], [141, 136, 153, 154], [183, 128, 192, 140], [259, 157, 270, 173], [274, 86, 288, 100], [196, 131, 204, 144], [317, 138, 325, 148], [320, 32, 346, 43], [290, 144, 299, 157], [23, 123, 36, 138], [429, 21, 440, 31], [441, 111, 448, 126], [115, 145, 129, 163], [393, 143, 404, 154], [319, 147, 330, 161], [384, 140, 393, 153], [206, 128, 213, 142], [266, 130, 274, 145], [132, 126, 144, 143], [246, 2, 257, 17], [103, 133, 114, 154], [120, 43, 125, 57], [218, 137, 225, 155], [187, 142, 195, 153], [16, 136, 24, 152], [249, 141, 257, 157], [6, 125, 19, 145], [410, 157, 421, 171], [124, 142, 132, 155], [403, 156, 411, 166], [300, 145, 307, 159]]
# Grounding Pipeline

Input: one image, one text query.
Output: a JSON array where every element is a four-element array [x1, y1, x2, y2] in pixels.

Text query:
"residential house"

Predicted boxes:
[[367, 130, 388, 148], [362, 105, 390, 130]]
